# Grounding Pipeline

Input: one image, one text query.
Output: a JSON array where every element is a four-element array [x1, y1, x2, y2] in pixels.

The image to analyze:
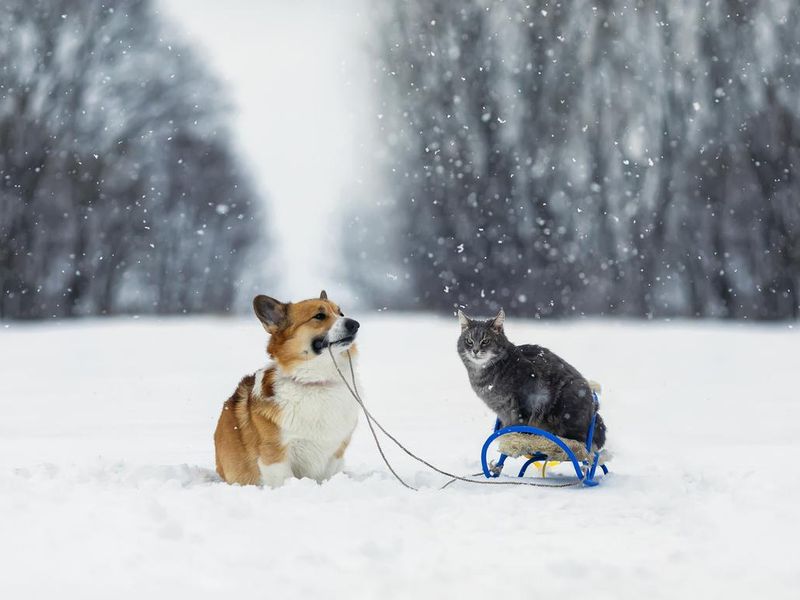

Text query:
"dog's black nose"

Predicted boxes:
[[344, 318, 360, 334]]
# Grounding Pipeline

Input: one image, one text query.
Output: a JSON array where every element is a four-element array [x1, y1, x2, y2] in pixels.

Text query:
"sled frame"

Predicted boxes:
[[480, 393, 608, 487]]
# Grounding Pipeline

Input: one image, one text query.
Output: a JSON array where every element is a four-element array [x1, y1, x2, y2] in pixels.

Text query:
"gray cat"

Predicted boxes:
[[457, 309, 606, 448]]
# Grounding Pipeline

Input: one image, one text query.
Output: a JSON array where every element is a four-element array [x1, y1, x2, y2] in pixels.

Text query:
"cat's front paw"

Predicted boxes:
[[488, 460, 504, 477]]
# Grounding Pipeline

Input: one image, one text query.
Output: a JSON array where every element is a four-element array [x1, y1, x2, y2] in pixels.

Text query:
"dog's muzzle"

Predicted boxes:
[[312, 318, 360, 354]]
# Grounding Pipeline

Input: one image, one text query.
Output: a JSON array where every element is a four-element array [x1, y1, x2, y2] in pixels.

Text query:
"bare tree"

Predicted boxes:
[[0, 0, 267, 319], [349, 0, 800, 319]]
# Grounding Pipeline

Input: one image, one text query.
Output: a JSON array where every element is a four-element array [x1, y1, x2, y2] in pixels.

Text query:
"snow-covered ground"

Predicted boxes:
[[1, 315, 798, 598]]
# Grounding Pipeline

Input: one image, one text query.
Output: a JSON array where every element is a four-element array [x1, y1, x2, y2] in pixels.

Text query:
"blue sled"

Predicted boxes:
[[480, 393, 609, 487]]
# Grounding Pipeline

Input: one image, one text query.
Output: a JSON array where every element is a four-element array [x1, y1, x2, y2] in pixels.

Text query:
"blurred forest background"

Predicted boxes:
[[1, 0, 799, 321], [0, 0, 263, 318], [346, 0, 800, 319]]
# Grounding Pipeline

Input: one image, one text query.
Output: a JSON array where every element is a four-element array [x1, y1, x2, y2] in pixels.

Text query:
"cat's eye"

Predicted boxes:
[[464, 338, 473, 347], [314, 312, 326, 320], [480, 339, 489, 347]]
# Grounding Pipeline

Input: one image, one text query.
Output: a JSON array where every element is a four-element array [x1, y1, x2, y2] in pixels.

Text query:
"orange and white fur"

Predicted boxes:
[[214, 291, 360, 487]]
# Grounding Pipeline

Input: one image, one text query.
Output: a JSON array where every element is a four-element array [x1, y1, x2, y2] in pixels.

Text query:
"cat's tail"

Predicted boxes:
[[587, 380, 606, 449], [592, 413, 607, 449]]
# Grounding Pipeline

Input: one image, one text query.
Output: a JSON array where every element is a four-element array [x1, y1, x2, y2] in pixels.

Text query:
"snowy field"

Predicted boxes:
[[1, 315, 798, 599]]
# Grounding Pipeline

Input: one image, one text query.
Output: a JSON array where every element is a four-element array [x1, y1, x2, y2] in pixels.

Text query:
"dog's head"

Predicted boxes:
[[253, 290, 359, 372]]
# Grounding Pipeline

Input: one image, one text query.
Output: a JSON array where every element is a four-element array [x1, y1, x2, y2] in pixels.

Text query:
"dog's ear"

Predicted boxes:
[[253, 295, 287, 333], [319, 290, 328, 300], [489, 308, 505, 332], [457, 309, 472, 331]]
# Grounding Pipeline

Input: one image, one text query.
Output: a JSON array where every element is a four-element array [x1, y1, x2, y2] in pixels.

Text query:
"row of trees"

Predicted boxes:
[[346, 0, 800, 319], [0, 0, 265, 319]]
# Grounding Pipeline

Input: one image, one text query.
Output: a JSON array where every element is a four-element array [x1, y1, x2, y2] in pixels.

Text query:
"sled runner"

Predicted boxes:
[[480, 393, 609, 487]]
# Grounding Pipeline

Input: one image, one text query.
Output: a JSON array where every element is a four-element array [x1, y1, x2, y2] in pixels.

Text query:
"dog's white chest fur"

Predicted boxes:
[[258, 354, 359, 485], [275, 378, 358, 449]]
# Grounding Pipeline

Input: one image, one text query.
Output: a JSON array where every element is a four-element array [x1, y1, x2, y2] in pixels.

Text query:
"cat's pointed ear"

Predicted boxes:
[[490, 308, 505, 332], [457, 309, 472, 331], [319, 290, 328, 300], [253, 295, 287, 333]]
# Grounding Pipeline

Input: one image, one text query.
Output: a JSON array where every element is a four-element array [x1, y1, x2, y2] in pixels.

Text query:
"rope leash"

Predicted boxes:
[[327, 347, 581, 490]]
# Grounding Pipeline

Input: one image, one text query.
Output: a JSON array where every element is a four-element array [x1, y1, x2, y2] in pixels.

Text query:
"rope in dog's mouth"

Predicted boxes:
[[327, 347, 581, 490], [313, 335, 356, 354]]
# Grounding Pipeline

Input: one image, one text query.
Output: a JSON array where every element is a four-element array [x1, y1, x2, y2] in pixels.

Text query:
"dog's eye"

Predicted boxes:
[[314, 312, 326, 320]]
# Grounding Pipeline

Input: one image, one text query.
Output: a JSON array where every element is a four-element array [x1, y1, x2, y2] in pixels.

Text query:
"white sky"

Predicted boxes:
[[157, 0, 373, 301]]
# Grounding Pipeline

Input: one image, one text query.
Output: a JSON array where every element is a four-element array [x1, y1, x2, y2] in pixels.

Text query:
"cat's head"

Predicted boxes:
[[457, 308, 508, 368]]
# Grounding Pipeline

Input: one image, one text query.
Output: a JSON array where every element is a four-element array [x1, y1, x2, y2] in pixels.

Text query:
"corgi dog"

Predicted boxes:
[[214, 290, 361, 487]]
